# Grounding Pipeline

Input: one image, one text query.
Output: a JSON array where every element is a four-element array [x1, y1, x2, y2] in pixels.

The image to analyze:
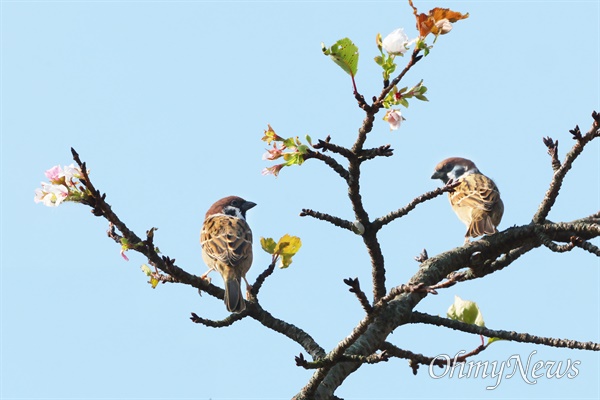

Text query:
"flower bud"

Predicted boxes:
[[381, 28, 411, 55]]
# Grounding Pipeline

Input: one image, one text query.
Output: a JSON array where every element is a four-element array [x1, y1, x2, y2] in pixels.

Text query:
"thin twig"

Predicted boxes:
[[358, 144, 394, 161], [542, 136, 561, 171], [534, 225, 575, 253], [373, 181, 460, 231], [312, 138, 354, 159], [190, 311, 246, 328], [300, 209, 354, 232], [250, 259, 277, 297], [343, 277, 373, 314], [379, 341, 487, 375], [304, 149, 350, 182], [571, 236, 600, 256], [533, 114, 600, 223]]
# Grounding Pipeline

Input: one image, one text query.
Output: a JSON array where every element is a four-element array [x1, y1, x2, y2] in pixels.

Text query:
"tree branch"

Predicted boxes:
[[542, 136, 561, 171], [190, 311, 245, 328], [312, 137, 354, 159], [343, 277, 373, 314], [298, 219, 600, 399], [71, 148, 327, 362], [300, 209, 354, 232], [250, 259, 277, 296], [373, 181, 460, 231], [304, 149, 350, 182], [358, 144, 394, 161], [533, 113, 600, 223], [249, 302, 327, 361], [571, 236, 600, 256], [411, 312, 600, 351], [379, 341, 487, 375]]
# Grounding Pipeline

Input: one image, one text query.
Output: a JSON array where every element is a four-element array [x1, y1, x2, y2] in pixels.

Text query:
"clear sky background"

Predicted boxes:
[[2, 0, 599, 399]]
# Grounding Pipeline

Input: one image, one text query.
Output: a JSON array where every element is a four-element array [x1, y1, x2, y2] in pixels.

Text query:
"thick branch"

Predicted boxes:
[[299, 219, 600, 399], [249, 302, 326, 361]]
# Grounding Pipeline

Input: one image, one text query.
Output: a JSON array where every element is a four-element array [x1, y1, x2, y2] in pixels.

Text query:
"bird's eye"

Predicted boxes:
[[231, 199, 240, 207]]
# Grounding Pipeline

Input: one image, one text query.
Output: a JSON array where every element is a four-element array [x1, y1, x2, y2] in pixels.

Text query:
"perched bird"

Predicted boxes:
[[200, 196, 256, 313], [431, 157, 504, 243]]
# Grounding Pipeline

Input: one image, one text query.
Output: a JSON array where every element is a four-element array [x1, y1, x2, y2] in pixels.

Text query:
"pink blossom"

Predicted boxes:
[[44, 165, 62, 183], [34, 183, 69, 207], [261, 164, 284, 177], [120, 249, 130, 261], [62, 164, 83, 183], [383, 109, 405, 131], [262, 144, 284, 161]]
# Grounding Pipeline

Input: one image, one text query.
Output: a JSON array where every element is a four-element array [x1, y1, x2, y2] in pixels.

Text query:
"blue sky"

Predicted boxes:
[[2, 0, 599, 399]]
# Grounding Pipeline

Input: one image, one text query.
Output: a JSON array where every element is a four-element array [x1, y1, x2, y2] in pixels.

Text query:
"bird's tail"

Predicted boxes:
[[224, 277, 245, 313], [468, 211, 497, 238]]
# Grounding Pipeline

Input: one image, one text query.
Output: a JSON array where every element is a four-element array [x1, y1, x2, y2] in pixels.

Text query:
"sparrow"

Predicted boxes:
[[200, 196, 256, 313], [431, 157, 504, 243]]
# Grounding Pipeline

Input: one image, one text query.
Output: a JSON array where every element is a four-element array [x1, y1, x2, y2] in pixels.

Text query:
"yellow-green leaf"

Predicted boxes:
[[141, 264, 152, 277], [260, 237, 277, 254], [274, 234, 302, 256], [447, 295, 485, 327], [487, 337, 503, 345], [279, 254, 294, 269], [150, 277, 159, 289]]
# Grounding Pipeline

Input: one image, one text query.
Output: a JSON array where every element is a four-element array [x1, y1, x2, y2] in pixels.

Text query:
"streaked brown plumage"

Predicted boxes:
[[431, 157, 503, 243], [200, 196, 256, 313]]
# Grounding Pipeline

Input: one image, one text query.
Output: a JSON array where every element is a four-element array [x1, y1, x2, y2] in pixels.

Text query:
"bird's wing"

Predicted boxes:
[[450, 173, 501, 212], [201, 215, 253, 267]]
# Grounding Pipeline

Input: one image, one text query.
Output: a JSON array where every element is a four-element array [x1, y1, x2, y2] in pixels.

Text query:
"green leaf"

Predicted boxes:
[[374, 55, 384, 66], [447, 295, 485, 326], [141, 264, 152, 277], [283, 137, 296, 148], [487, 337, 504, 345], [296, 144, 309, 155], [322, 38, 359, 77], [415, 94, 429, 101], [305, 135, 313, 147], [260, 237, 277, 254]]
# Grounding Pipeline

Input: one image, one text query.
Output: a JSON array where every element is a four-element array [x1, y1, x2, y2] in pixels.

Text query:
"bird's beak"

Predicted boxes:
[[431, 171, 443, 180], [242, 201, 257, 212]]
